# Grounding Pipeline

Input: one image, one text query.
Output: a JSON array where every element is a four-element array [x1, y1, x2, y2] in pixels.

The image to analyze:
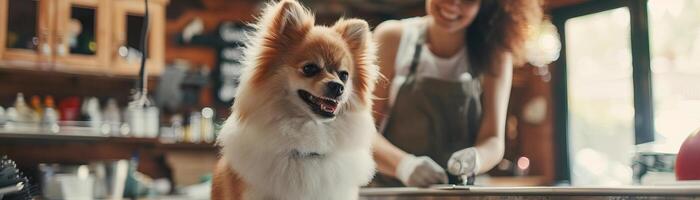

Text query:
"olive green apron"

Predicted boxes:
[[373, 28, 483, 186]]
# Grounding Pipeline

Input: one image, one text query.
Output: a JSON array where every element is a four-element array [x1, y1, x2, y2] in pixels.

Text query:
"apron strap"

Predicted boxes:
[[407, 43, 422, 76], [379, 23, 426, 135], [407, 24, 427, 77]]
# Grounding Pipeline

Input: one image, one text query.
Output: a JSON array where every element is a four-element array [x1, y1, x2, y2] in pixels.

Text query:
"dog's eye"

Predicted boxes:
[[338, 71, 349, 82], [302, 64, 321, 77]]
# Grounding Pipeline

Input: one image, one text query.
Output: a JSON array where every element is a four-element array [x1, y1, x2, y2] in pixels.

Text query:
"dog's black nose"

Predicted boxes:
[[326, 82, 344, 98]]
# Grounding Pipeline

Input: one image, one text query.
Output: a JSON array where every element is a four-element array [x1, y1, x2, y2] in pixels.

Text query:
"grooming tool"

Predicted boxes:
[[0, 156, 33, 200], [431, 158, 476, 190], [452, 158, 476, 186]]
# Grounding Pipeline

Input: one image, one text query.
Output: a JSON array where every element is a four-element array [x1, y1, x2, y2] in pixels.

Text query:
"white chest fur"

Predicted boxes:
[[218, 111, 376, 200]]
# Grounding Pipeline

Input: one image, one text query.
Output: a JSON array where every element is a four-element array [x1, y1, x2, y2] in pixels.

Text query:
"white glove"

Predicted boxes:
[[396, 154, 448, 187], [447, 147, 481, 176]]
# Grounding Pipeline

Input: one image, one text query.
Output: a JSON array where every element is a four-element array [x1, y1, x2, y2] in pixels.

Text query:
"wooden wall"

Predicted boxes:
[[504, 65, 557, 184]]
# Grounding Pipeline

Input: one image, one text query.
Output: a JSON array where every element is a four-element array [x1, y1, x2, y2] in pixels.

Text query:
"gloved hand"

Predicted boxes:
[[396, 154, 448, 187], [447, 147, 481, 176]]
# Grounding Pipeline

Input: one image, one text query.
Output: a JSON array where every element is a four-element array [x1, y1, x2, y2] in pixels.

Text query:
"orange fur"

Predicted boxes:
[[249, 0, 314, 86], [332, 19, 377, 104], [212, 160, 246, 200]]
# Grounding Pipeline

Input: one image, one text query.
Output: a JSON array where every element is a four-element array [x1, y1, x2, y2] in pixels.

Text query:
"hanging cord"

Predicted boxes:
[[134, 0, 150, 107]]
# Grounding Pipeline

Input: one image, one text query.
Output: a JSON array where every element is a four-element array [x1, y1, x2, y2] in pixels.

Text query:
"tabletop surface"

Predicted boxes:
[[361, 185, 700, 196]]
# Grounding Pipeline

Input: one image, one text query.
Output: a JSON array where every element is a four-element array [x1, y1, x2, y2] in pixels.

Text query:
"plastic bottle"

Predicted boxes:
[[85, 97, 102, 133], [145, 106, 159, 138], [103, 99, 122, 136], [0, 106, 6, 126], [30, 95, 43, 123], [189, 111, 201, 143], [201, 107, 215, 143], [13, 93, 33, 124], [43, 96, 60, 133]]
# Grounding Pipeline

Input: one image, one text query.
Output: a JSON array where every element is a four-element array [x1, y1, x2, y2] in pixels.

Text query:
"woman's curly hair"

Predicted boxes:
[[467, 0, 543, 75]]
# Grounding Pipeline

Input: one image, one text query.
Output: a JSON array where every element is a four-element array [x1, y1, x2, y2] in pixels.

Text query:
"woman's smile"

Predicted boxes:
[[428, 0, 480, 32], [438, 5, 462, 21]]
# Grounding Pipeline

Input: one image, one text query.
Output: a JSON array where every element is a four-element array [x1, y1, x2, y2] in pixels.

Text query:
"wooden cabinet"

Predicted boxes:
[[52, 0, 110, 72], [0, 0, 54, 65], [111, 0, 167, 75], [0, 0, 168, 76]]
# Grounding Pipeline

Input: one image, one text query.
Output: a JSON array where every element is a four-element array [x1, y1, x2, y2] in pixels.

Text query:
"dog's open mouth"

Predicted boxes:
[[297, 90, 338, 118]]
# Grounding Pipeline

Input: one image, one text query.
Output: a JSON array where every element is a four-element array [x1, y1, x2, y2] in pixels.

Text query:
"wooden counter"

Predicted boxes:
[[361, 185, 700, 199]]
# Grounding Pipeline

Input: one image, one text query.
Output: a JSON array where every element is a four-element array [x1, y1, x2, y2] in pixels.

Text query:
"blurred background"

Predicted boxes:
[[0, 0, 699, 199]]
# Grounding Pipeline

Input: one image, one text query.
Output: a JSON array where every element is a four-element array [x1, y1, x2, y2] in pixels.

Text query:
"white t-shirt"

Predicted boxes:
[[388, 17, 473, 107]]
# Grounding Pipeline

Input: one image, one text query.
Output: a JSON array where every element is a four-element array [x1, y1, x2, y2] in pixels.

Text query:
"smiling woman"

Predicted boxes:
[[371, 0, 543, 187]]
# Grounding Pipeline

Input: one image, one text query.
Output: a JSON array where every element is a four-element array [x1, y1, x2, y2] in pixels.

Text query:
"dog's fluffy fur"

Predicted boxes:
[[212, 0, 379, 199]]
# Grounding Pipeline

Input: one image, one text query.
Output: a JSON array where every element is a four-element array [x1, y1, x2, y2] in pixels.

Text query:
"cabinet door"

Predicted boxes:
[[53, 0, 110, 72], [0, 0, 54, 65], [111, 0, 165, 76]]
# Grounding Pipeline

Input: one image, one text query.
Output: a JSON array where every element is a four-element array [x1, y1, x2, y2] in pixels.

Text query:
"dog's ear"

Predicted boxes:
[[260, 0, 313, 47], [245, 0, 313, 87], [333, 19, 378, 106], [333, 19, 371, 53]]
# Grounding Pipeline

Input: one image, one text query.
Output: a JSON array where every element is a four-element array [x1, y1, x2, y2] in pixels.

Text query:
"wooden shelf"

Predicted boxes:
[[0, 130, 215, 151], [0, 62, 161, 80], [157, 142, 217, 151], [0, 131, 108, 141], [0, 130, 217, 182]]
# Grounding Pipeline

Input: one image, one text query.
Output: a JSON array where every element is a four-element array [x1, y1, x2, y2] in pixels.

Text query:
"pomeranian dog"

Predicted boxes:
[[211, 0, 379, 199]]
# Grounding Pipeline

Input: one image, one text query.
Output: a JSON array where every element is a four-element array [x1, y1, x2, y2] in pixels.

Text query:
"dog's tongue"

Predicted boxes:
[[320, 103, 337, 113]]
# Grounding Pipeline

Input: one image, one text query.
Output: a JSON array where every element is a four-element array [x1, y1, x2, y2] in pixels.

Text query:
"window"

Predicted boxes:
[[648, 0, 700, 147], [565, 8, 635, 186], [551, 0, 656, 184]]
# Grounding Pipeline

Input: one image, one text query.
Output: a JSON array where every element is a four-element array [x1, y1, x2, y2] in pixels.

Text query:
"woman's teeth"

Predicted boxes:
[[440, 9, 460, 20]]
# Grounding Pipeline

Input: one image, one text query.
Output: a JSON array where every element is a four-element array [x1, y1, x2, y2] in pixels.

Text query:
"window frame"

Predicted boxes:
[[550, 0, 654, 183]]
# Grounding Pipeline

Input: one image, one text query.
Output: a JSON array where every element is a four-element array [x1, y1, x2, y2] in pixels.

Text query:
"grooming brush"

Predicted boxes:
[[0, 156, 34, 200]]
